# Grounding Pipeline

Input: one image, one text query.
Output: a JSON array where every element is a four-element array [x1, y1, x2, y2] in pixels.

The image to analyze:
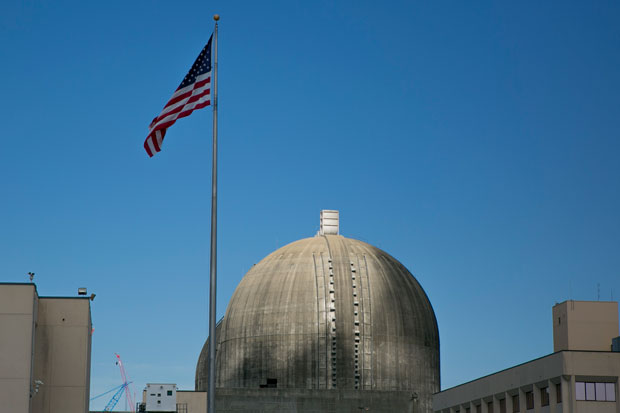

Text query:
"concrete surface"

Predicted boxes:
[[553, 300, 619, 352]]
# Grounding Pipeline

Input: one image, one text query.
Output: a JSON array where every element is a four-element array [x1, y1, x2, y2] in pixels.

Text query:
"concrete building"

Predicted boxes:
[[553, 300, 619, 352], [0, 282, 93, 413], [433, 300, 620, 413], [176, 391, 205, 413], [195, 211, 440, 412]]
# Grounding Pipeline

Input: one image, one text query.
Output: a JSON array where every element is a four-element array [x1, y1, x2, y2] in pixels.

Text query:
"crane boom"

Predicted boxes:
[[103, 383, 128, 411], [114, 353, 135, 412], [90, 383, 125, 401]]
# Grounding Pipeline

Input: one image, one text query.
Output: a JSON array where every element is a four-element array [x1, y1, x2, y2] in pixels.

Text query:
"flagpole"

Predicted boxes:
[[207, 14, 219, 413]]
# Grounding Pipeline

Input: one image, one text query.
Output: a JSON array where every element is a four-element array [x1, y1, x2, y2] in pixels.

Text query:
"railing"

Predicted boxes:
[[134, 401, 188, 412]]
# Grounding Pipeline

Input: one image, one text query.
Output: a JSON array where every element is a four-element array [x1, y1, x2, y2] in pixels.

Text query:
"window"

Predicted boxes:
[[487, 401, 493, 412], [576, 382, 616, 402], [556, 383, 562, 404], [260, 378, 278, 388], [476, 404, 481, 413], [576, 382, 586, 400], [511, 395, 519, 412], [499, 398, 506, 413], [525, 391, 534, 410], [167, 390, 173, 396], [586, 382, 596, 400], [606, 383, 616, 402], [466, 408, 471, 413], [540, 387, 549, 406]]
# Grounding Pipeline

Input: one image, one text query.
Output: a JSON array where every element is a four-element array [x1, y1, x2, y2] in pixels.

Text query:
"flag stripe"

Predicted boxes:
[[160, 91, 211, 122], [155, 130, 163, 148], [153, 87, 211, 128], [168, 73, 211, 101], [166, 78, 210, 108], [154, 97, 211, 132]]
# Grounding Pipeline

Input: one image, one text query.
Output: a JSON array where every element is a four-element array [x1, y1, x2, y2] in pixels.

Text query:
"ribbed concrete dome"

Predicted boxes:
[[196, 234, 439, 409]]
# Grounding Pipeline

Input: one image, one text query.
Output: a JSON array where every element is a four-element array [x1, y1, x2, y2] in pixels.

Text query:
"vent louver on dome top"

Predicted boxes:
[[320, 210, 339, 235]]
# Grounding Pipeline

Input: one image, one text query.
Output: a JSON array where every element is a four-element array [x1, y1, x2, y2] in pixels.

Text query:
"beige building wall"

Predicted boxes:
[[0, 284, 37, 413], [434, 351, 620, 413], [31, 297, 92, 413], [0, 283, 92, 413], [177, 391, 206, 413], [553, 300, 619, 352]]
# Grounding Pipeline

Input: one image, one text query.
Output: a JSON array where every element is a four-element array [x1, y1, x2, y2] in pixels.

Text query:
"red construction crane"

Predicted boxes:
[[114, 353, 135, 412]]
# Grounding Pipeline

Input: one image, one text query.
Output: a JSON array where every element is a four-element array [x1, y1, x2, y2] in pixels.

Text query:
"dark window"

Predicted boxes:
[[512, 395, 519, 412], [541, 387, 549, 406], [259, 378, 278, 388], [556, 383, 562, 404], [466, 408, 471, 413], [476, 404, 482, 413], [526, 391, 534, 410], [167, 390, 173, 396], [499, 398, 506, 413], [487, 401, 493, 412]]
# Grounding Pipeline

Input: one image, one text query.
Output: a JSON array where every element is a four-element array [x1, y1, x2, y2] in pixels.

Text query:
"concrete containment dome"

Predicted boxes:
[[196, 217, 440, 411]]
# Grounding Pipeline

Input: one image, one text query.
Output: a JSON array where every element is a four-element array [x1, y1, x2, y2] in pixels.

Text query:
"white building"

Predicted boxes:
[[138, 384, 205, 413], [143, 383, 177, 412]]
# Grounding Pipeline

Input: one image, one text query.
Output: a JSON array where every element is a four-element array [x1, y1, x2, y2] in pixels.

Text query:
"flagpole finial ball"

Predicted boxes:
[[213, 14, 220, 21]]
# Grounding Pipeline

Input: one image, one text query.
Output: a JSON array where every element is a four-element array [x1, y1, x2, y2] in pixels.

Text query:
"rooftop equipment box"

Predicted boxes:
[[145, 383, 177, 412]]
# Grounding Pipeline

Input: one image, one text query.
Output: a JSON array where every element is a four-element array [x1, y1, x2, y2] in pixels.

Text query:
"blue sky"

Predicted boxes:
[[1, 1, 620, 410]]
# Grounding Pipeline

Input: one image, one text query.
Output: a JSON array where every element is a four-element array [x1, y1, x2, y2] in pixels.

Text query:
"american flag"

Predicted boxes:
[[144, 35, 213, 157]]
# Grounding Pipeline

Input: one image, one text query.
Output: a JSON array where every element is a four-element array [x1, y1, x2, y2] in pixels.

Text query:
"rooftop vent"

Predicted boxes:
[[320, 210, 339, 235]]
